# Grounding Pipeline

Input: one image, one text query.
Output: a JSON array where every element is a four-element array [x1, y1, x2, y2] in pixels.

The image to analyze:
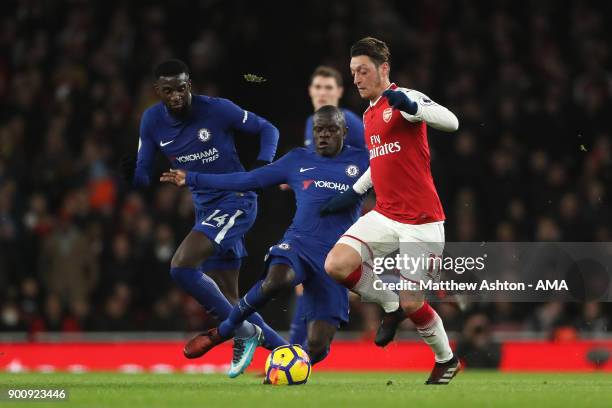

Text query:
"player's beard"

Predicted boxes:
[[168, 93, 192, 119], [169, 99, 192, 120], [366, 74, 384, 101]]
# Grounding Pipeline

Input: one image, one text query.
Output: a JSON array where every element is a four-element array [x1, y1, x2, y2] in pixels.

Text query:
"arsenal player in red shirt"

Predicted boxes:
[[321, 37, 460, 384]]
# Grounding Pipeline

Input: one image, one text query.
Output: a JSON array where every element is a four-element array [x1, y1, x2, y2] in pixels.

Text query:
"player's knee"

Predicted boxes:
[[170, 251, 185, 269], [171, 248, 197, 268], [400, 298, 424, 314], [307, 337, 331, 365], [171, 246, 212, 268], [324, 254, 343, 280], [262, 268, 295, 296], [324, 248, 358, 281], [171, 234, 215, 268]]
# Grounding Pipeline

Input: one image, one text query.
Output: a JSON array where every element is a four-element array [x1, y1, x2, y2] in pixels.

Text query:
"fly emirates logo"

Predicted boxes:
[[368, 134, 401, 159]]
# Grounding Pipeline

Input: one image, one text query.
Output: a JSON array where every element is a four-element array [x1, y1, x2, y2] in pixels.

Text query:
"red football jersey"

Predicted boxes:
[[363, 84, 445, 224]]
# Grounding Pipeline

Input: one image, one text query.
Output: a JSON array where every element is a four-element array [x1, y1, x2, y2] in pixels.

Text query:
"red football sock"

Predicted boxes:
[[407, 302, 453, 363], [407, 302, 436, 327]]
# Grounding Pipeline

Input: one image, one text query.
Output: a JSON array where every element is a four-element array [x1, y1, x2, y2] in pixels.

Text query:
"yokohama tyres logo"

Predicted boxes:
[[313, 180, 350, 192], [302, 179, 350, 192], [175, 148, 219, 164]]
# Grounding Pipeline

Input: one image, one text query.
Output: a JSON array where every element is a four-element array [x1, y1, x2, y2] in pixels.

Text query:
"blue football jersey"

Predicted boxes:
[[304, 108, 365, 150], [134, 94, 279, 206], [186, 146, 369, 246]]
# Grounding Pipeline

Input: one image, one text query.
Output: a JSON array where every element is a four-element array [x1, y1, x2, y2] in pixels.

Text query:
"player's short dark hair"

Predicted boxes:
[[154, 59, 190, 79], [310, 66, 343, 87], [314, 105, 346, 127], [350, 37, 391, 67]]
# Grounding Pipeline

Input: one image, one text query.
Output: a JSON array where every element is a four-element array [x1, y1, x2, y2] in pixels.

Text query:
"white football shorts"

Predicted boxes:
[[337, 210, 445, 282]]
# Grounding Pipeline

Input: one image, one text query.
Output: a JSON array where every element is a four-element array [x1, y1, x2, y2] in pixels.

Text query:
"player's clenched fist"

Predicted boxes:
[[160, 169, 187, 186], [382, 89, 418, 114]]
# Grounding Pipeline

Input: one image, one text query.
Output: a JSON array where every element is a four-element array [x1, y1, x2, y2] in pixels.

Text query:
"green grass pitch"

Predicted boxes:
[[1, 371, 611, 408]]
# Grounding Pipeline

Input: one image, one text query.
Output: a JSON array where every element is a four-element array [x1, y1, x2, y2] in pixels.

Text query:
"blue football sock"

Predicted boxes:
[[247, 313, 287, 349], [170, 267, 254, 338], [289, 294, 307, 347], [219, 280, 268, 338]]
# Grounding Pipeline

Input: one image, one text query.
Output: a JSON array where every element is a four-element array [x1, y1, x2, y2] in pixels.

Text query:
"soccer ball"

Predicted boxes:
[[264, 344, 311, 385]]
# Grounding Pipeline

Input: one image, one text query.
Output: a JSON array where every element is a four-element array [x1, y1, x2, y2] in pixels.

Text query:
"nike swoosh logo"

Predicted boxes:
[[160, 140, 174, 147], [299, 167, 316, 173]]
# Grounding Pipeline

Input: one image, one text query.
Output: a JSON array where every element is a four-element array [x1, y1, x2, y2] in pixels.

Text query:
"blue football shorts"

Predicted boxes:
[[266, 235, 349, 327], [192, 197, 257, 272]]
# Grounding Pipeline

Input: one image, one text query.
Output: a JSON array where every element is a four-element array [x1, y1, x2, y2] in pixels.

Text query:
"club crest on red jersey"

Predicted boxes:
[[383, 107, 393, 123]]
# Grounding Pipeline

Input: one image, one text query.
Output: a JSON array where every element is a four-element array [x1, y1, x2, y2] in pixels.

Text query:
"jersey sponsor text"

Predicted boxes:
[[175, 148, 220, 164], [369, 141, 401, 159]]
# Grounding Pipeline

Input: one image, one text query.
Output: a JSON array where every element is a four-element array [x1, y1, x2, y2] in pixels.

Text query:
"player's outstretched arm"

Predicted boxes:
[[160, 169, 187, 186], [383, 89, 459, 132], [160, 168, 262, 191], [319, 168, 371, 215], [185, 170, 261, 191], [161, 152, 293, 191], [319, 188, 362, 216]]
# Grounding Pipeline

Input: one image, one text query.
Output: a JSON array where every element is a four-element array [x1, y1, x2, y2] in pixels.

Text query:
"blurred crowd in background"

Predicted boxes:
[[0, 0, 611, 353]]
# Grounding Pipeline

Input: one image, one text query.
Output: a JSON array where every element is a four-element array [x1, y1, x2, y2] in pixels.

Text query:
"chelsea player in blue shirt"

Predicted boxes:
[[290, 65, 366, 347], [160, 106, 369, 376], [132, 59, 287, 374]]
